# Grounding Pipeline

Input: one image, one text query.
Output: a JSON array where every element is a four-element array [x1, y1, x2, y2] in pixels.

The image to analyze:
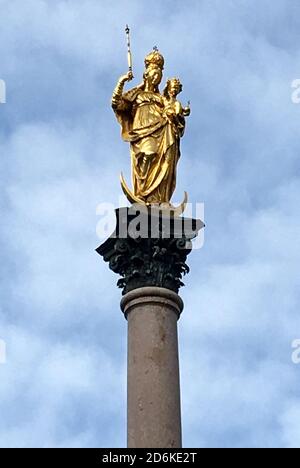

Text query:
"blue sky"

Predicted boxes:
[[0, 0, 300, 448]]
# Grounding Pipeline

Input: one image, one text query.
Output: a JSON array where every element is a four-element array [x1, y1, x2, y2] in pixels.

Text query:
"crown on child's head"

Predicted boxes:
[[168, 78, 182, 88]]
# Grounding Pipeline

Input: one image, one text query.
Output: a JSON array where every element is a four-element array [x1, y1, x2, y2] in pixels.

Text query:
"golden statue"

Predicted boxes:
[[112, 29, 190, 212]]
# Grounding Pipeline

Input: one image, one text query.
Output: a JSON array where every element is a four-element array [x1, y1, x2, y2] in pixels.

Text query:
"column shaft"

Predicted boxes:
[[121, 287, 183, 448]]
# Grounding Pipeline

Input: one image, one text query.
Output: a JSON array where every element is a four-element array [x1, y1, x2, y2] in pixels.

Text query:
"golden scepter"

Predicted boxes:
[[125, 25, 133, 77]]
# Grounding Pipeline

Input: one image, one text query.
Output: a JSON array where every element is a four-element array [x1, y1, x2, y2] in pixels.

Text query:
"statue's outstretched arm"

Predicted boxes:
[[111, 72, 133, 111]]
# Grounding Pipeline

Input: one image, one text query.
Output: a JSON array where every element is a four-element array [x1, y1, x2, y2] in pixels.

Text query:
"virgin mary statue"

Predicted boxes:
[[111, 50, 188, 207]]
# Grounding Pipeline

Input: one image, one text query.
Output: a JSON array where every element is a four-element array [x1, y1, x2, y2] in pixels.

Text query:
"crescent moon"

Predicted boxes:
[[120, 172, 188, 216]]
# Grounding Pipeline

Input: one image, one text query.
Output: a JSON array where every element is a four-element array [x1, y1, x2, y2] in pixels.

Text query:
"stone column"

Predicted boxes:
[[121, 287, 183, 448], [97, 207, 204, 448]]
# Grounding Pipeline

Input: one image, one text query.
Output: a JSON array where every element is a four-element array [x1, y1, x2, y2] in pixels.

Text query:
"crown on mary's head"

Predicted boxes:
[[144, 49, 165, 70]]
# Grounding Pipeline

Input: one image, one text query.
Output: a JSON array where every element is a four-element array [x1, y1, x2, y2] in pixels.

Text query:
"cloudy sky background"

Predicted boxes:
[[0, 0, 300, 448]]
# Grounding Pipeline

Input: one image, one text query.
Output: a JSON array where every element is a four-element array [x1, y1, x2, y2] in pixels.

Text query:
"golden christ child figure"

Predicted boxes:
[[162, 78, 190, 138]]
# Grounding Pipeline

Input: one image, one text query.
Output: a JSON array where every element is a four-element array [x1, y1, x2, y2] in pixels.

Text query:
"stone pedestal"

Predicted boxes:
[[121, 287, 183, 448], [97, 206, 204, 448]]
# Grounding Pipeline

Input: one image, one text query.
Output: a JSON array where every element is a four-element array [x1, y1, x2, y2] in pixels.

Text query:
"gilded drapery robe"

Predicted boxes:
[[113, 86, 184, 204]]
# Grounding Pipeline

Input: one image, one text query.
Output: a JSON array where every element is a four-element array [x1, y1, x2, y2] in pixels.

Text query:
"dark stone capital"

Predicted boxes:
[[96, 207, 204, 296]]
